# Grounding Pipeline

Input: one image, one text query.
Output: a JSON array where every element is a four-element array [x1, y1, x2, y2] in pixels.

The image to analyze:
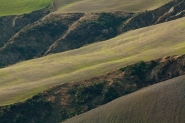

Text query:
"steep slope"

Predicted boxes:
[[1, 54, 185, 123], [0, 5, 55, 48], [0, 13, 84, 66], [1, 0, 185, 68], [0, 16, 185, 106], [62, 75, 185, 123], [121, 0, 185, 32], [54, 0, 171, 13], [0, 12, 132, 67], [0, 0, 52, 17]]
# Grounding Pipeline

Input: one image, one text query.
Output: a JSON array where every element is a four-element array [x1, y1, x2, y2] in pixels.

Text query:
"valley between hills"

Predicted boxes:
[[0, 0, 185, 123]]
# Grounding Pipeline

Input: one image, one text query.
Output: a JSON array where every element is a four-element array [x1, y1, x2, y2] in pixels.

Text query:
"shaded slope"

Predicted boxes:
[[155, 0, 185, 23], [0, 13, 84, 66], [120, 0, 185, 32], [1, 54, 185, 123], [54, 0, 171, 13], [0, 12, 132, 67], [0, 5, 54, 48], [62, 75, 185, 123], [0, 16, 185, 105], [0, 0, 52, 17]]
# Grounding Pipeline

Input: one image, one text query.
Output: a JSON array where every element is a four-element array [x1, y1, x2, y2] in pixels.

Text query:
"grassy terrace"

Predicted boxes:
[[54, 0, 171, 13], [0, 0, 51, 17], [0, 17, 185, 106]]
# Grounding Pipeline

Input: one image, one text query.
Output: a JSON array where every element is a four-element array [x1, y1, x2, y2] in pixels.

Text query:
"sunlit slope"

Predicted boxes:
[[62, 75, 185, 123], [1, 17, 185, 106], [54, 0, 171, 13], [0, 0, 52, 17]]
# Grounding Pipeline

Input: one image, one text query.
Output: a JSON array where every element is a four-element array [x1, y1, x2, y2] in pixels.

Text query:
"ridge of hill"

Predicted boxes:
[[62, 74, 185, 123], [1, 54, 185, 123], [0, 0, 52, 17], [0, 16, 185, 106], [0, 0, 185, 68]]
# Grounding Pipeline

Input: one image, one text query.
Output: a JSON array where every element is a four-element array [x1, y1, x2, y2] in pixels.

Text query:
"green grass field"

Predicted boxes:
[[1, 17, 185, 106], [54, 0, 171, 13], [62, 75, 185, 123], [0, 0, 52, 17]]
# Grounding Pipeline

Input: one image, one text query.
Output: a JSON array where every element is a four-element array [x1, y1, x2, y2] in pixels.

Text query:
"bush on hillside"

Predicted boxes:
[[0, 97, 52, 123], [103, 86, 119, 103], [121, 60, 158, 87], [74, 82, 104, 104]]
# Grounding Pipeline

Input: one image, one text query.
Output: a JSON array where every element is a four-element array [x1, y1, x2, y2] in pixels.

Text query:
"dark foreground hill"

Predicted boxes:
[[62, 74, 185, 123]]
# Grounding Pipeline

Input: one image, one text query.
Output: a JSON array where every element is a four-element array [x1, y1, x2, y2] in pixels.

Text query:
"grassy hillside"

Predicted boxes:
[[0, 0, 184, 68], [1, 17, 185, 106], [54, 0, 171, 13], [62, 75, 185, 123], [0, 0, 52, 17], [1, 55, 185, 123]]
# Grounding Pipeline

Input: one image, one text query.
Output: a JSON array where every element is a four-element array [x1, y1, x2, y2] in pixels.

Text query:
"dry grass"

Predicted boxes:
[[54, 0, 171, 13], [1, 17, 185, 106], [62, 75, 185, 123]]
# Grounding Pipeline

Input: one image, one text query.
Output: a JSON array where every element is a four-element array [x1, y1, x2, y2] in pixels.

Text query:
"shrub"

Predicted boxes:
[[121, 61, 158, 87], [103, 86, 119, 103], [98, 13, 122, 28], [75, 82, 104, 104]]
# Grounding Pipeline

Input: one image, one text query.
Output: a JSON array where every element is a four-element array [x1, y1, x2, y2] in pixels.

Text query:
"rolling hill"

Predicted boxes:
[[0, 0, 52, 17], [1, 0, 185, 122], [54, 0, 171, 13], [0, 16, 185, 106], [1, 54, 185, 123], [62, 75, 185, 123], [1, 0, 184, 68]]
